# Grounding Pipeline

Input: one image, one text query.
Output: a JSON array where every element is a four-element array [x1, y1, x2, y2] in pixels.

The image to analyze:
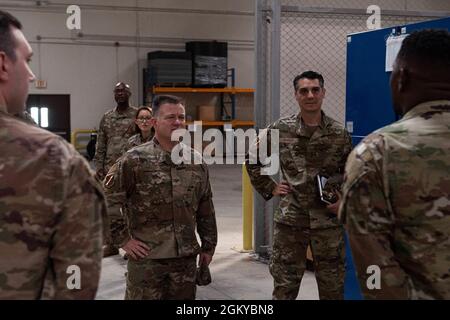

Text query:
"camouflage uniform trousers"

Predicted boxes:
[[270, 222, 345, 300], [125, 255, 197, 300]]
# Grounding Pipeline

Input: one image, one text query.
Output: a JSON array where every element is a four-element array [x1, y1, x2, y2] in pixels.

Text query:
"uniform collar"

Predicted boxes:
[[153, 138, 202, 167], [0, 108, 9, 116], [140, 133, 152, 143], [152, 138, 178, 166], [295, 110, 331, 137], [401, 100, 450, 121], [0, 104, 8, 114], [113, 105, 134, 116], [0, 108, 15, 119]]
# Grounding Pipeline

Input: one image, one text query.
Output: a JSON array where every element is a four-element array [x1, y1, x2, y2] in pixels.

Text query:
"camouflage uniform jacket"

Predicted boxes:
[[93, 106, 138, 178], [247, 111, 352, 229], [0, 110, 107, 299], [103, 139, 217, 259], [122, 132, 154, 154], [339, 100, 450, 299]]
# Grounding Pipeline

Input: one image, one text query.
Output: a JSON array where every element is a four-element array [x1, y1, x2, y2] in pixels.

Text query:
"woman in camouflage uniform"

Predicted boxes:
[[123, 106, 155, 152]]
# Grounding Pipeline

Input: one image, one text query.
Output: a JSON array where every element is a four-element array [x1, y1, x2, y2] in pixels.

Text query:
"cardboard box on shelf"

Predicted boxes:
[[197, 105, 216, 121]]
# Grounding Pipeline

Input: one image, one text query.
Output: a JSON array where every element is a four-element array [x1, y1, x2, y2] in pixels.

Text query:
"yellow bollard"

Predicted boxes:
[[71, 129, 97, 152], [242, 163, 254, 251]]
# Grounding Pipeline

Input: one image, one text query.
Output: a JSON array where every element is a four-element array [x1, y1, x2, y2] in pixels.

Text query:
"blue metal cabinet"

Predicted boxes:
[[344, 16, 450, 300], [345, 17, 450, 146]]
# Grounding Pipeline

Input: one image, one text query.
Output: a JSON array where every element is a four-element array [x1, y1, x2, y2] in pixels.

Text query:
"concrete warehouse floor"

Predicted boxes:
[[96, 164, 319, 300]]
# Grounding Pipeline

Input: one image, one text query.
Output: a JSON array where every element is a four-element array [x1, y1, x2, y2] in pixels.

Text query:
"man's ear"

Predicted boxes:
[[397, 67, 409, 92], [0, 52, 10, 81]]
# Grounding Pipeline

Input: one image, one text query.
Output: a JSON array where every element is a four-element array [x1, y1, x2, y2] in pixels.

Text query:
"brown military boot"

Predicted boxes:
[[103, 245, 119, 257]]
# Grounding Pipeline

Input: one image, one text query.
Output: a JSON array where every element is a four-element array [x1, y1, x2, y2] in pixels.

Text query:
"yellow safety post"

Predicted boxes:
[[71, 129, 97, 153], [242, 163, 254, 251]]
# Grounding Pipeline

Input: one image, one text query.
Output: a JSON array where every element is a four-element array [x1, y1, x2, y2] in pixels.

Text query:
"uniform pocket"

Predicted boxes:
[[279, 143, 298, 174], [136, 171, 170, 195], [172, 167, 196, 207], [132, 171, 171, 223]]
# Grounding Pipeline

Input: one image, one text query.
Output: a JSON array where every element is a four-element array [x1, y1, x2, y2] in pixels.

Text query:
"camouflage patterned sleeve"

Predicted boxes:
[[340, 135, 414, 299], [121, 135, 135, 155], [245, 126, 278, 200], [93, 115, 107, 178], [121, 141, 131, 155], [103, 155, 134, 248], [339, 130, 353, 174], [196, 165, 218, 256], [50, 146, 106, 299]]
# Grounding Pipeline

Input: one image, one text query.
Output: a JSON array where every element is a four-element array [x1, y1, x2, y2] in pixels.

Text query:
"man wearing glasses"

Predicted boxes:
[[247, 71, 352, 299], [103, 95, 217, 300], [94, 82, 138, 257]]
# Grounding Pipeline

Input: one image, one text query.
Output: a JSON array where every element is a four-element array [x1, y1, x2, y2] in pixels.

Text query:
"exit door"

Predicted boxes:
[[26, 94, 71, 142]]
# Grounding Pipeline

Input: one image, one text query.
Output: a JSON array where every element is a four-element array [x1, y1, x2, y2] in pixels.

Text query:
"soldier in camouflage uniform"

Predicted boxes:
[[119, 106, 154, 261], [247, 71, 352, 300], [94, 82, 137, 257], [0, 10, 106, 299], [104, 95, 217, 300], [339, 29, 450, 299], [122, 106, 155, 153], [94, 82, 138, 180]]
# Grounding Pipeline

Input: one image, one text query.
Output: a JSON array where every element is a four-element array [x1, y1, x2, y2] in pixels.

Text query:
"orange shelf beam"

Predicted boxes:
[[151, 87, 254, 94], [185, 120, 255, 127]]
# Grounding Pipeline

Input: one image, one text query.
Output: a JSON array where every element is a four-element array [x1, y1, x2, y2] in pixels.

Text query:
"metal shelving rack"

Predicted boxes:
[[148, 68, 254, 125]]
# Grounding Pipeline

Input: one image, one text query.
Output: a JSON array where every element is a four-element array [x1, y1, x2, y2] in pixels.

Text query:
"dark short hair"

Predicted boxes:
[[0, 10, 22, 61], [397, 29, 450, 67], [151, 94, 184, 116], [293, 71, 324, 91]]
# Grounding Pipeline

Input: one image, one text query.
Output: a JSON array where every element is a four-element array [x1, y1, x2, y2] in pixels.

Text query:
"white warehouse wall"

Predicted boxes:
[[1, 0, 255, 131], [2, 0, 449, 131]]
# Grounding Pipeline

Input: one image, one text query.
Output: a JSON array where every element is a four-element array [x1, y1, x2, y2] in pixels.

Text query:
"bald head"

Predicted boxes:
[[114, 81, 131, 107], [115, 81, 131, 92]]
